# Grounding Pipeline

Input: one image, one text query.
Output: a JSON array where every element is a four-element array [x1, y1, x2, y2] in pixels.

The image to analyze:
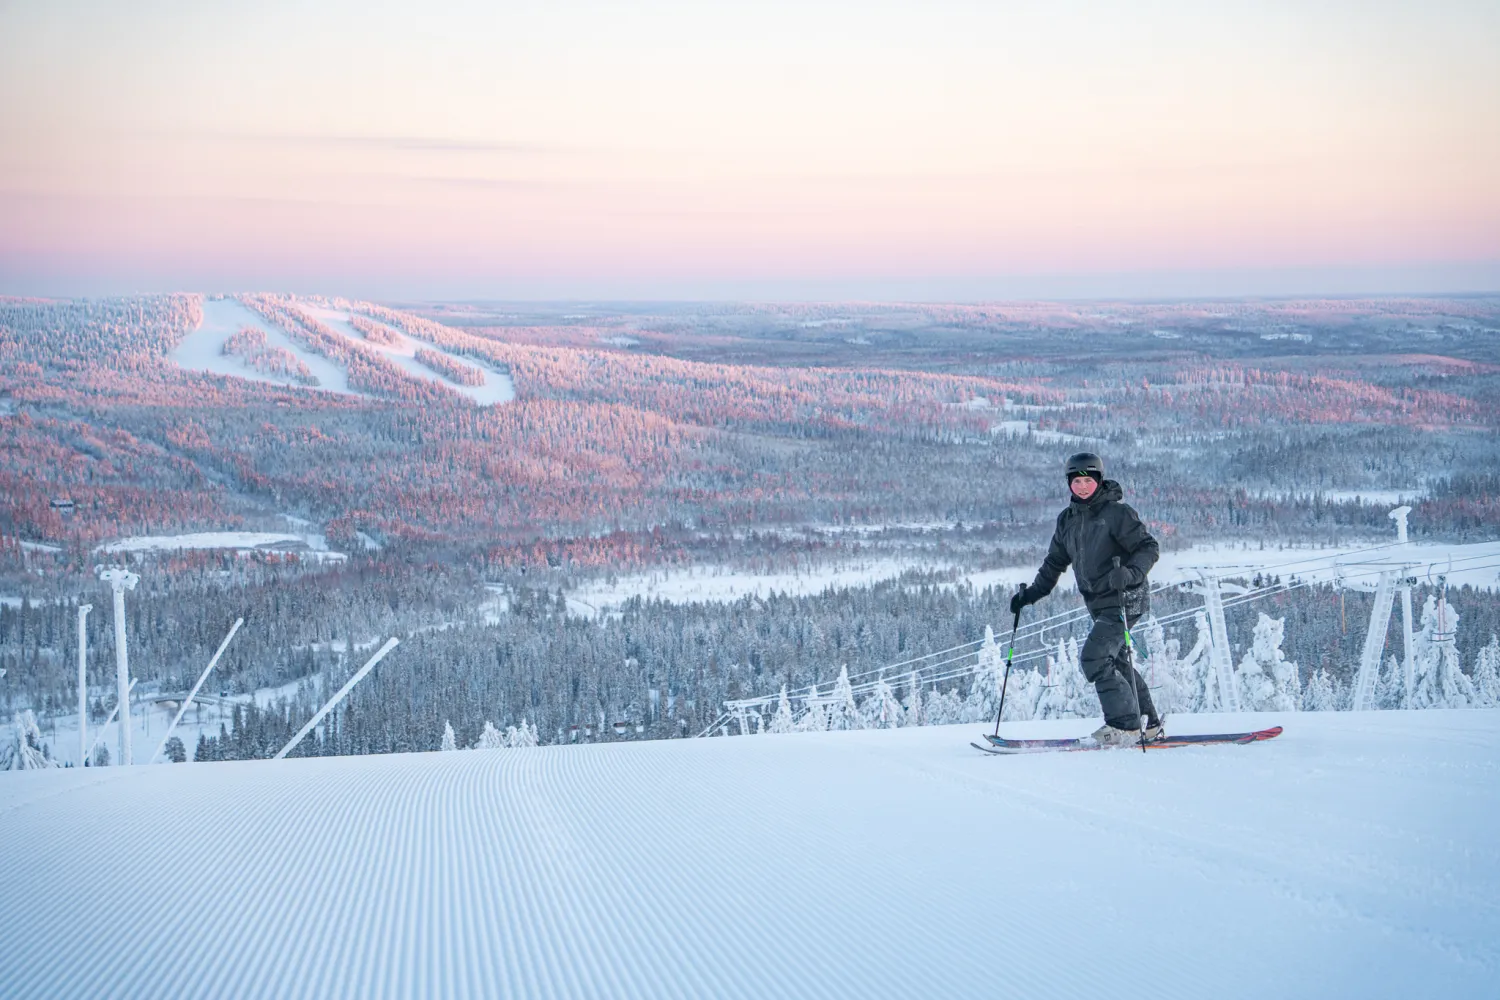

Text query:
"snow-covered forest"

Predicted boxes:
[[3, 293, 1499, 765]]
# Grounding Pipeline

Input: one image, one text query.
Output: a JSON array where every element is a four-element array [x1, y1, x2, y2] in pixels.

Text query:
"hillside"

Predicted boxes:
[[3, 709, 1496, 999]]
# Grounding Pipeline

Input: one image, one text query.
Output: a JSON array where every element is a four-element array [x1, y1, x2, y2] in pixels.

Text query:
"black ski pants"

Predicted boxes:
[[1079, 611, 1158, 731]]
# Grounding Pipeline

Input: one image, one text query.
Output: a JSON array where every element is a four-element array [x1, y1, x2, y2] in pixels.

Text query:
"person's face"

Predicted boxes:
[[1070, 475, 1098, 500]]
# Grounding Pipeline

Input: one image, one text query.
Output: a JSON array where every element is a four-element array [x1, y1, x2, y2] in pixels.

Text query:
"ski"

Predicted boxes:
[[973, 725, 1283, 754]]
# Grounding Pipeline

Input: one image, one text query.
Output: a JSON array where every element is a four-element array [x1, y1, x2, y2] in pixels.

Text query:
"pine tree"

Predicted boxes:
[[1411, 596, 1474, 709], [2, 710, 57, 770], [768, 685, 796, 734], [797, 685, 829, 732], [512, 719, 540, 748], [862, 676, 902, 728], [163, 736, 187, 763], [1235, 614, 1300, 712], [1035, 638, 1091, 720], [964, 626, 1006, 723], [1472, 636, 1500, 708], [903, 670, 923, 727], [1302, 666, 1340, 712], [475, 721, 507, 749], [441, 720, 458, 752], [827, 665, 862, 730]]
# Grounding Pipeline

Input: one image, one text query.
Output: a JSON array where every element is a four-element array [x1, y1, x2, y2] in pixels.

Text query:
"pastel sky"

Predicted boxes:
[[2, 0, 1497, 299]]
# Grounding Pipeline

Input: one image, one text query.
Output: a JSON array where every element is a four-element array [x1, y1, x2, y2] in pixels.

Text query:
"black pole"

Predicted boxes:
[[1114, 556, 1147, 753], [992, 591, 1024, 738]]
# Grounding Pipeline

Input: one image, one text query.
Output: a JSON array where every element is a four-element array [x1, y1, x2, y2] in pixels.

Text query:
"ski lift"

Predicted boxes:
[[612, 720, 628, 736]]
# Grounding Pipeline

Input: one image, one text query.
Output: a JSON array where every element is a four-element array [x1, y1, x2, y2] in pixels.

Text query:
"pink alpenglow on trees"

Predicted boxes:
[[414, 347, 486, 387], [348, 314, 403, 346]]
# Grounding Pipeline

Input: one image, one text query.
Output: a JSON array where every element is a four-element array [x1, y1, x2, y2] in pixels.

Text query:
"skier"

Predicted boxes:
[[1010, 452, 1164, 746]]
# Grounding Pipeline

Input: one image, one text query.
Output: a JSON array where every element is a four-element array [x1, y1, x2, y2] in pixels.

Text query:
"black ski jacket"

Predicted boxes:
[[1027, 479, 1159, 618]]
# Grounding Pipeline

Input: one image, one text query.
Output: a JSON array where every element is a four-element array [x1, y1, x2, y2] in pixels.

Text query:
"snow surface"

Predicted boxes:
[[96, 531, 347, 562], [303, 305, 517, 406], [2, 709, 1496, 998], [171, 298, 361, 395]]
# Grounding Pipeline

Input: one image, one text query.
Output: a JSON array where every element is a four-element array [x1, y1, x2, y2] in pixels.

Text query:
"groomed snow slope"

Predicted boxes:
[[3, 710, 1497, 999]]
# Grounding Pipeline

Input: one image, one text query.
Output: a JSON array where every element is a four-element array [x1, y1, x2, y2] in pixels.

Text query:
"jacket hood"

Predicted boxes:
[[1072, 478, 1123, 506]]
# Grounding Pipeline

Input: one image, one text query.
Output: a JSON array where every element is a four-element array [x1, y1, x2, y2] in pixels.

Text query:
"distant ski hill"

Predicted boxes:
[[3, 710, 1496, 999]]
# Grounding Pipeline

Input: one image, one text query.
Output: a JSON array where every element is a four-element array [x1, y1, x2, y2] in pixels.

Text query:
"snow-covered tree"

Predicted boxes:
[[510, 719, 540, 748], [1301, 666, 1341, 712], [2, 711, 59, 770], [475, 721, 507, 749], [768, 685, 796, 734], [1137, 616, 1208, 715], [862, 676, 903, 729], [163, 736, 187, 763], [1472, 636, 1500, 709], [1373, 654, 1406, 710], [903, 671, 923, 727], [1034, 638, 1092, 720], [797, 686, 829, 732], [441, 721, 458, 752], [999, 668, 1044, 723], [1234, 614, 1300, 712], [965, 626, 1012, 723], [923, 687, 965, 726], [827, 665, 863, 730], [1410, 596, 1474, 709]]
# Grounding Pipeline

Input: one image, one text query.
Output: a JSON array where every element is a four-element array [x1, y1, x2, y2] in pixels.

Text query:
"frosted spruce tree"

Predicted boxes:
[[964, 626, 1006, 724], [903, 671, 923, 727], [2, 711, 58, 770], [923, 687, 965, 726], [1136, 614, 1210, 715], [1410, 596, 1474, 709], [1472, 637, 1500, 708], [1373, 654, 1406, 710], [1034, 637, 1092, 720], [827, 665, 863, 730], [1301, 667, 1341, 712], [1136, 618, 1182, 714], [862, 676, 903, 728], [441, 721, 459, 752], [475, 721, 507, 749], [797, 686, 829, 732], [511, 719, 540, 748], [1234, 614, 1300, 712], [768, 685, 796, 734]]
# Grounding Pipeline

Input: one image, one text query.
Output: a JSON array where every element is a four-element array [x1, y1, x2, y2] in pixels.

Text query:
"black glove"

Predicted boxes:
[[1009, 586, 1036, 616], [1107, 564, 1136, 592]]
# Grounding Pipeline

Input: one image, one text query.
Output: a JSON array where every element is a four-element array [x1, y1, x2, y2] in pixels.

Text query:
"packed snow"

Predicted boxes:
[[172, 297, 361, 395], [96, 531, 347, 562], [2, 709, 1496, 998]]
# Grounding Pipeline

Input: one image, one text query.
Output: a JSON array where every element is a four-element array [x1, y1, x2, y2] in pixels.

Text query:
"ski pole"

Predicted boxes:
[[992, 590, 1024, 738], [1114, 557, 1147, 753]]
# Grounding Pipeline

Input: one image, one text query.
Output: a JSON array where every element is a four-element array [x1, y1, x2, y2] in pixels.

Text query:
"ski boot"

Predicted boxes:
[[1087, 723, 1143, 748]]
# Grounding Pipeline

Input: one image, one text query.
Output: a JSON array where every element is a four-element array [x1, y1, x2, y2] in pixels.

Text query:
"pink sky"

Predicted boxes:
[[2, 1, 1497, 299]]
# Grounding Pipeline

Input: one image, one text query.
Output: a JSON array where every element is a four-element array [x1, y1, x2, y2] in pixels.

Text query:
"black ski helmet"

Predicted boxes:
[[1064, 452, 1104, 482]]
